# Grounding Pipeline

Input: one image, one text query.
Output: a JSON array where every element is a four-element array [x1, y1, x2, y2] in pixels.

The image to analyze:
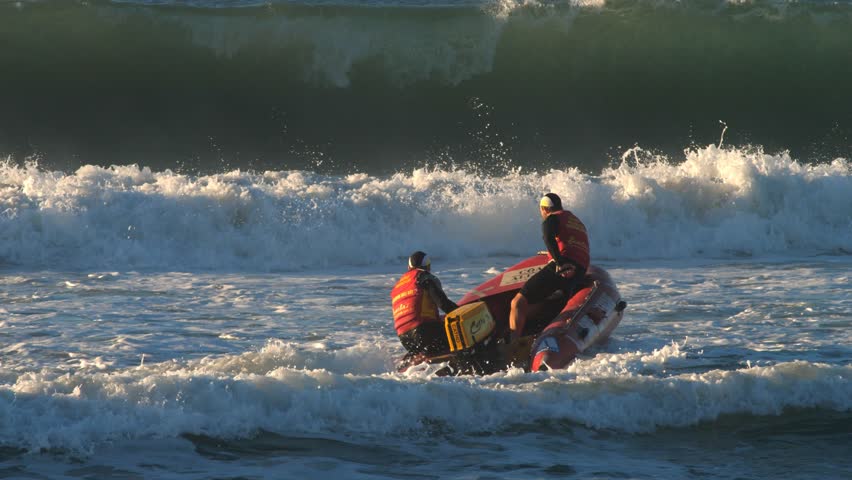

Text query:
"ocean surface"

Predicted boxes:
[[3, 0, 852, 171], [2, 1, 852, 479]]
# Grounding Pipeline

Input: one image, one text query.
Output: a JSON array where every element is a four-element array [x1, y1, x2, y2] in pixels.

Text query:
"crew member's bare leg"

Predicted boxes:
[[509, 292, 528, 342]]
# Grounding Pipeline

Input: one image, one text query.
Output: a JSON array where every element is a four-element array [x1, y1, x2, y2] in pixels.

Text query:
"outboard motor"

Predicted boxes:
[[439, 302, 504, 375]]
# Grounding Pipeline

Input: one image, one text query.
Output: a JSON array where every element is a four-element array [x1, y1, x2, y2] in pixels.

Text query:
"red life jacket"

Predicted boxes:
[[390, 269, 439, 335], [548, 210, 590, 271]]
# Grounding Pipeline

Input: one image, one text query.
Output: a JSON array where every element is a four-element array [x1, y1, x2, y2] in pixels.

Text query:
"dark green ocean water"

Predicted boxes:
[[2, 0, 851, 174]]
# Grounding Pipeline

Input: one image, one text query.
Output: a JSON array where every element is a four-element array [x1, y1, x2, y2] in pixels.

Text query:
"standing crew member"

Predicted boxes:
[[391, 251, 459, 355], [509, 193, 590, 341]]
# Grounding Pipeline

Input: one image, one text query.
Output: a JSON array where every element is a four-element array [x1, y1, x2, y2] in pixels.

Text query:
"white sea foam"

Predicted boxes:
[[0, 338, 848, 453], [1, 146, 849, 270]]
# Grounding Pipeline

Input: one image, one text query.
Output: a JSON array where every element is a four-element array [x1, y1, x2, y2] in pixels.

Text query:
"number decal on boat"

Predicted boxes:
[[499, 265, 546, 287]]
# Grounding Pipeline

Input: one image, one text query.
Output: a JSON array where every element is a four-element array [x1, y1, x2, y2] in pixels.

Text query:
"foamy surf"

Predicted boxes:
[[1, 145, 849, 271], [2, 337, 848, 454]]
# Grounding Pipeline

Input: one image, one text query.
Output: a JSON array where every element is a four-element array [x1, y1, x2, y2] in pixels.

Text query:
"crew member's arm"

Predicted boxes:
[[542, 214, 566, 265], [419, 273, 459, 313]]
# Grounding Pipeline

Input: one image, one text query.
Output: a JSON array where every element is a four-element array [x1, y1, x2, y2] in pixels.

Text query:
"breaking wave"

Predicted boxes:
[[1, 339, 849, 453], [1, 144, 849, 270]]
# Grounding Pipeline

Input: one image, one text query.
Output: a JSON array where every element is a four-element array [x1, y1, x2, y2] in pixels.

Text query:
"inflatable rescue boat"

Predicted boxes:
[[397, 253, 627, 375]]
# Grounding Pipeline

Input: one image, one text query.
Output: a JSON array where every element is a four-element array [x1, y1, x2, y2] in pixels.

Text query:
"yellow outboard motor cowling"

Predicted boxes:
[[444, 302, 496, 353]]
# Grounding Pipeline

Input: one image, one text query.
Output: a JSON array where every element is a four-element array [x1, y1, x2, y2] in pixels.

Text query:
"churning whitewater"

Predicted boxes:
[[2, 146, 850, 271]]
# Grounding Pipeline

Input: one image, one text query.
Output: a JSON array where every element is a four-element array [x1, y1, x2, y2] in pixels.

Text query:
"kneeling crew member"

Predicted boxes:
[[391, 251, 459, 355], [509, 193, 590, 341]]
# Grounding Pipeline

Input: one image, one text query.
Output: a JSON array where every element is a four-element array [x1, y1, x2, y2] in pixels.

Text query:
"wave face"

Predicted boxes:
[[1, 145, 849, 270], [2, 0, 852, 172]]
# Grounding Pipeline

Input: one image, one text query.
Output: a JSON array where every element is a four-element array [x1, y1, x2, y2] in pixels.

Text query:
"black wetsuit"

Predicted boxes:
[[399, 271, 458, 355], [519, 214, 587, 305]]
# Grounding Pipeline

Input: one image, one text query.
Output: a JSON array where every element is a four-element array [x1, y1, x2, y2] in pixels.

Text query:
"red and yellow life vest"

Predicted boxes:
[[549, 210, 590, 271], [390, 269, 439, 335]]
